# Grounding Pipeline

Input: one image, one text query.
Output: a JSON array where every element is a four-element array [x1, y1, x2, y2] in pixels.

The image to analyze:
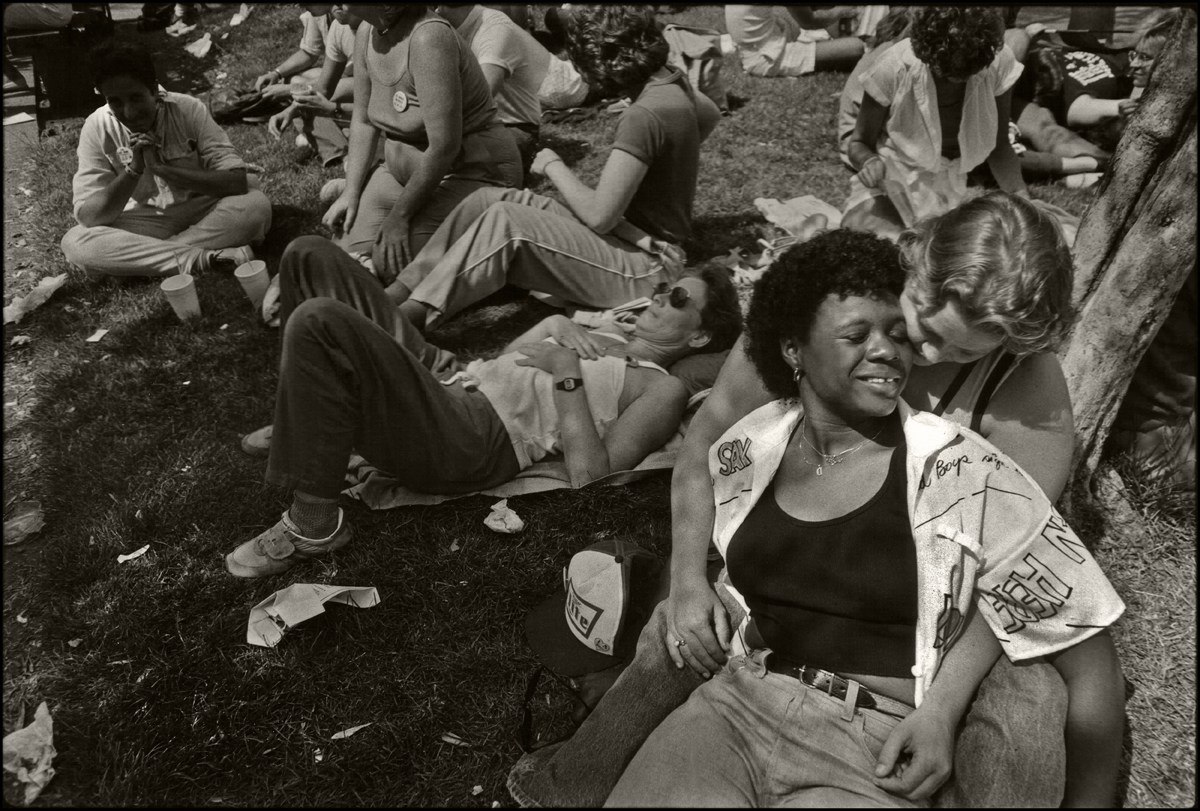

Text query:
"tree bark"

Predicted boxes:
[[1057, 9, 1197, 493]]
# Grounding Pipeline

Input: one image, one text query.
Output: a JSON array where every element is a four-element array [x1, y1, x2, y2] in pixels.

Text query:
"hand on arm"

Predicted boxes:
[[370, 23, 463, 279], [535, 147, 648, 234], [666, 336, 773, 676], [874, 609, 1002, 800], [1048, 631, 1125, 807]]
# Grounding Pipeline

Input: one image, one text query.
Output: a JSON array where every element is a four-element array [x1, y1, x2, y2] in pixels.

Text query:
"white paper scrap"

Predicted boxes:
[[1, 701, 56, 804], [4, 273, 67, 325], [483, 499, 524, 534], [4, 112, 36, 126], [86, 329, 109, 343], [246, 584, 381, 648], [184, 33, 213, 58], [472, 785, 483, 796], [440, 732, 470, 747], [331, 723, 372, 740], [117, 544, 150, 563]]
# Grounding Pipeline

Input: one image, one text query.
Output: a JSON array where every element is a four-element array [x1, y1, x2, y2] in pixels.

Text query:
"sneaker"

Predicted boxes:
[[320, 178, 347, 206], [225, 509, 353, 578], [241, 424, 272, 457], [208, 245, 254, 273]]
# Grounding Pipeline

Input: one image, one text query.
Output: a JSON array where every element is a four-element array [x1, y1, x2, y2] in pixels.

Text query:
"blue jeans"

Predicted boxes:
[[508, 594, 1068, 807], [606, 649, 925, 807]]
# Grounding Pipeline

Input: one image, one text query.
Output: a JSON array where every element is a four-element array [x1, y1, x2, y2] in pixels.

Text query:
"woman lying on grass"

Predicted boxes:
[[224, 236, 741, 579], [508, 193, 1123, 808], [602, 228, 1125, 808]]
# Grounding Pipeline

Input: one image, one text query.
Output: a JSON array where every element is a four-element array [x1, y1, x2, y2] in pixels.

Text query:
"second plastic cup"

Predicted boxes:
[[160, 273, 201, 321], [234, 260, 270, 309]]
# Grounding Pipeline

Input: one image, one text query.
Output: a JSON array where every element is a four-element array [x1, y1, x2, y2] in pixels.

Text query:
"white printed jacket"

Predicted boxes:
[[709, 400, 1125, 706]]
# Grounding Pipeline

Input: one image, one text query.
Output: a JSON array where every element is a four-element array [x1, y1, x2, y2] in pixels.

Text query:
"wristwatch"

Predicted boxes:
[[554, 377, 584, 392]]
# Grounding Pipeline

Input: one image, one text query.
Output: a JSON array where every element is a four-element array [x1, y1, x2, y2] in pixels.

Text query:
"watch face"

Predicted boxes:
[[557, 378, 580, 391]]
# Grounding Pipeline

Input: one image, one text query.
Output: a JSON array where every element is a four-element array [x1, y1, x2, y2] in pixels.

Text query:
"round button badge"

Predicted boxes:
[[392, 90, 409, 113]]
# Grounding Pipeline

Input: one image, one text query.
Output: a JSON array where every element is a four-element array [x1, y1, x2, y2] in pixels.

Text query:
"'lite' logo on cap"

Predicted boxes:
[[564, 578, 604, 640]]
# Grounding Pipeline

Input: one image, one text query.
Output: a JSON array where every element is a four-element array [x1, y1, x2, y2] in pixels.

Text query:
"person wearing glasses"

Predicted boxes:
[[223, 248, 742, 579], [1017, 8, 1180, 162], [379, 5, 722, 333], [603, 228, 1124, 808]]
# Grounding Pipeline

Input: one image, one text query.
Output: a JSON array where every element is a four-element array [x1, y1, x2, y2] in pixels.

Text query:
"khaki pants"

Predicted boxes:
[[399, 186, 681, 330], [61, 187, 272, 277]]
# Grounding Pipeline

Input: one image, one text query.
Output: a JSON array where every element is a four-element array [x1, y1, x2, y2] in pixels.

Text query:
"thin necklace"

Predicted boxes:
[[798, 417, 884, 476]]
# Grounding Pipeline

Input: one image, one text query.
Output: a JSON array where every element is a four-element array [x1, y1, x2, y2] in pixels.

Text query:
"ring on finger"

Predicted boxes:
[[672, 638, 683, 648]]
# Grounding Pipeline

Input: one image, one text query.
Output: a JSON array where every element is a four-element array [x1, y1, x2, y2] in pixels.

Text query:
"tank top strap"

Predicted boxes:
[[931, 349, 1024, 431]]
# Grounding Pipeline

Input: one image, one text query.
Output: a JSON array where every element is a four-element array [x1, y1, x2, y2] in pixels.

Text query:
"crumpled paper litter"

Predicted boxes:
[[754, 195, 842, 238], [483, 499, 524, 534], [4, 274, 67, 325], [2, 701, 56, 805], [184, 33, 213, 58], [246, 584, 381, 648], [4, 502, 44, 546]]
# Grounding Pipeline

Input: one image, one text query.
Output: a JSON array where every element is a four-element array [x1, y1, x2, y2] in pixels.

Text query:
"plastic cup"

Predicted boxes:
[[234, 260, 270, 309], [160, 273, 201, 321]]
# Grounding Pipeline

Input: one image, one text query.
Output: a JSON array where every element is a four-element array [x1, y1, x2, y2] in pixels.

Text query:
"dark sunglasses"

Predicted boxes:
[[653, 282, 692, 309]]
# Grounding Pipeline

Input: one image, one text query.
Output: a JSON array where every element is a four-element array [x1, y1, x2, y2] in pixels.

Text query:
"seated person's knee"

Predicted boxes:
[[60, 224, 91, 265], [285, 297, 348, 340]]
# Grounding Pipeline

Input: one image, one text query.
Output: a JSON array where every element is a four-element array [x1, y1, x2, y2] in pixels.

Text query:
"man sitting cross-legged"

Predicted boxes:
[[224, 236, 742, 578], [61, 39, 271, 278]]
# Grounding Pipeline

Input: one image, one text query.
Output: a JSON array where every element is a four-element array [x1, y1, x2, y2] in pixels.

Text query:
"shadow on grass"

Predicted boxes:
[[687, 210, 776, 258]]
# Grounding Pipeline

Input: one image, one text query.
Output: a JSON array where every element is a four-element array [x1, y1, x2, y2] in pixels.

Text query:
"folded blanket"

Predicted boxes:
[[341, 389, 712, 509], [342, 433, 684, 508]]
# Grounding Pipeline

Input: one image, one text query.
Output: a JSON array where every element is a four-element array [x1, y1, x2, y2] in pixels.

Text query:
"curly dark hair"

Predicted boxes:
[[910, 7, 1004, 80], [563, 5, 669, 98], [87, 39, 157, 92], [745, 230, 904, 399], [684, 262, 742, 354]]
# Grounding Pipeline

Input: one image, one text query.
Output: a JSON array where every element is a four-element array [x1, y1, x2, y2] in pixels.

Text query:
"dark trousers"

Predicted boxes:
[[266, 236, 520, 498]]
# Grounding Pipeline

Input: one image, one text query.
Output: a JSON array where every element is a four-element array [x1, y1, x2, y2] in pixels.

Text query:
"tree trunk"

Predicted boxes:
[[1057, 9, 1197, 494]]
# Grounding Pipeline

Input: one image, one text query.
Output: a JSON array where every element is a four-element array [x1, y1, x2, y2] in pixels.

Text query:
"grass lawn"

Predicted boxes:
[[3, 4, 1194, 807]]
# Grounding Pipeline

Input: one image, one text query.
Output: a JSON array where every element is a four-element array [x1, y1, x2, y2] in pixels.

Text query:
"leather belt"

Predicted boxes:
[[773, 662, 877, 709], [762, 657, 912, 714]]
